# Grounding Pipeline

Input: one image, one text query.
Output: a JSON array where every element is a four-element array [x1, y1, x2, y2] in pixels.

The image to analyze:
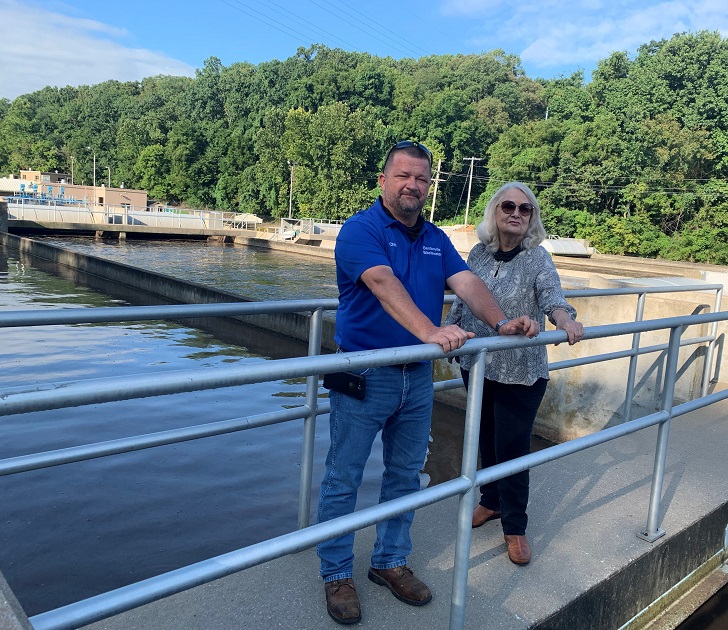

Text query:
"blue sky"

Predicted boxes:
[[2, 0, 727, 100]]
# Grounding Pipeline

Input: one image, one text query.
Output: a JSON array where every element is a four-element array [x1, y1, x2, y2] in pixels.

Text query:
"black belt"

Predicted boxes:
[[339, 347, 421, 370]]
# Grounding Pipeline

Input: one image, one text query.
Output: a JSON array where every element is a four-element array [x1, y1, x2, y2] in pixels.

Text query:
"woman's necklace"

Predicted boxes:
[[493, 244, 522, 277]]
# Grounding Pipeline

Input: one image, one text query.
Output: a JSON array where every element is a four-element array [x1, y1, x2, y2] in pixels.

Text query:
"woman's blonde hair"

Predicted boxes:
[[475, 181, 547, 252]]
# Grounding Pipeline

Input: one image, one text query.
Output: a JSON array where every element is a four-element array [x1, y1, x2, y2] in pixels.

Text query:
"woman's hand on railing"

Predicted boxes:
[[552, 310, 584, 346], [555, 318, 584, 345]]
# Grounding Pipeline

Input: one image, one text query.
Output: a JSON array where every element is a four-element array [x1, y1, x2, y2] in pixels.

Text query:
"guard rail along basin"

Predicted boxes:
[[0, 290, 726, 630]]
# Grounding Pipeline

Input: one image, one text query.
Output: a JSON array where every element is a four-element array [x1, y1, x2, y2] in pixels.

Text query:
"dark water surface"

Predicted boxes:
[[36, 235, 340, 301], [0, 239, 466, 616]]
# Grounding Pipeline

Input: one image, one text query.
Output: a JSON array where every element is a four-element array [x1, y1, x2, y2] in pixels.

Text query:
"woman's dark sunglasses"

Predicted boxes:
[[500, 200, 534, 216], [384, 140, 433, 167]]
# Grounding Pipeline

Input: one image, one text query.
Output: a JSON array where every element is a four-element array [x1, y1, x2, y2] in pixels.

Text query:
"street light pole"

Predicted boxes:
[[70, 156, 75, 185], [287, 160, 296, 219], [105, 166, 111, 188], [87, 146, 96, 205]]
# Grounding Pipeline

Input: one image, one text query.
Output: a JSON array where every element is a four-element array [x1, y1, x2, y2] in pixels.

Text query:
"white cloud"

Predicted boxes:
[[446, 0, 728, 76], [0, 0, 195, 100], [521, 0, 728, 70], [440, 0, 503, 16]]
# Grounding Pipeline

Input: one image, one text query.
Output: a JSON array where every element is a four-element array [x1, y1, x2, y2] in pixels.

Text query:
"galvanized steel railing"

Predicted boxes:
[[0, 285, 724, 630], [7, 198, 228, 230]]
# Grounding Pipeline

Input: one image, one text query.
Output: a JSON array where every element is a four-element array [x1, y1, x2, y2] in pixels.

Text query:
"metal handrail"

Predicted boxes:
[[7, 199, 231, 230], [0, 299, 341, 328], [19, 312, 728, 630], [0, 288, 724, 630]]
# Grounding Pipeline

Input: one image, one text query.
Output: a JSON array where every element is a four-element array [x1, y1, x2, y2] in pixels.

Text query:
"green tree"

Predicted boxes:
[[282, 102, 385, 220], [135, 144, 171, 200], [578, 212, 669, 257]]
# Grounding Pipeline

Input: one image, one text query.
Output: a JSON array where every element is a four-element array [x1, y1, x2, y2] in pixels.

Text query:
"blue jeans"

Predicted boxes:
[[317, 362, 433, 582]]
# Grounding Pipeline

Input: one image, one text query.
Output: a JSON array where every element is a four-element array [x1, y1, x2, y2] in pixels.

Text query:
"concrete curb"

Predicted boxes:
[[0, 571, 33, 630]]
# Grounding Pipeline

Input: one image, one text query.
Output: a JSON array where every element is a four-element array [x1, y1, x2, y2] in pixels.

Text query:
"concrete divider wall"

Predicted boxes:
[[0, 570, 32, 630], [0, 199, 8, 234], [235, 233, 335, 259]]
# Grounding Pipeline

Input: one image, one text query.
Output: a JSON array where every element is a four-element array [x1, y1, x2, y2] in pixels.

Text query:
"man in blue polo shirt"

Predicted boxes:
[[318, 141, 538, 625]]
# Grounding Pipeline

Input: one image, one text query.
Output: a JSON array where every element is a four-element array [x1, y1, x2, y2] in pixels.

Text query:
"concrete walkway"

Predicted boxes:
[[77, 398, 728, 630]]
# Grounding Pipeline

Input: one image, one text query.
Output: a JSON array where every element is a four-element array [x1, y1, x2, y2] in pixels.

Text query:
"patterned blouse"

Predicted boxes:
[[444, 243, 576, 385]]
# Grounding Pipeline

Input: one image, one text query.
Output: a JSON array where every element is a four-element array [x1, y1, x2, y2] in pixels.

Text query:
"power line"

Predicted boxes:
[[440, 168, 724, 199], [465, 165, 721, 186], [216, 0, 315, 48], [217, 0, 427, 62], [217, 0, 363, 53], [319, 0, 431, 58], [257, 0, 362, 52], [303, 0, 423, 58]]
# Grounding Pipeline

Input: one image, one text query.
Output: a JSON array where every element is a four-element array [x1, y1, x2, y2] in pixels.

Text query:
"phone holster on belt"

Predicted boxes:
[[323, 371, 366, 400]]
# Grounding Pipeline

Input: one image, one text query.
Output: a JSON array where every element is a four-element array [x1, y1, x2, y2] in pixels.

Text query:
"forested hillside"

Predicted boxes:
[[1, 31, 727, 263]]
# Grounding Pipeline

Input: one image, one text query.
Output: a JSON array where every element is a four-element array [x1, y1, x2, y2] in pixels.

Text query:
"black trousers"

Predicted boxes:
[[461, 369, 548, 536]]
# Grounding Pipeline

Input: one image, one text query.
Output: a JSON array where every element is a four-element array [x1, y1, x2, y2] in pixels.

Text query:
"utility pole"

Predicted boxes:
[[428, 159, 444, 223], [463, 157, 481, 227], [70, 156, 74, 185]]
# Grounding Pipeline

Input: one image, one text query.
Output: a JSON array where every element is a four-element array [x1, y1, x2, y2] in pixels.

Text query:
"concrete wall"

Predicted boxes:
[[0, 199, 7, 233], [235, 233, 335, 259], [0, 571, 32, 630], [8, 203, 104, 223]]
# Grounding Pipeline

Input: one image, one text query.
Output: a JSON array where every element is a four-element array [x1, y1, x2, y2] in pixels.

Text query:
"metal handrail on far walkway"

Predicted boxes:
[[7, 198, 228, 230], [0, 290, 725, 630]]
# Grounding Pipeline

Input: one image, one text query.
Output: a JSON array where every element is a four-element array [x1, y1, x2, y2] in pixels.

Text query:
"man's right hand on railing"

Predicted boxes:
[[421, 324, 475, 353]]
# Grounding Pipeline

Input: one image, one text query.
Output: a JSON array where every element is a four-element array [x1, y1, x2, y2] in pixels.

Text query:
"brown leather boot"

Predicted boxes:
[[324, 578, 361, 624], [368, 565, 432, 606], [472, 504, 501, 528], [504, 534, 531, 565]]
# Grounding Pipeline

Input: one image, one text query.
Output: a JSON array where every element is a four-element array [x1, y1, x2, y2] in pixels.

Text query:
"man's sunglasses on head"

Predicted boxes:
[[384, 140, 433, 167]]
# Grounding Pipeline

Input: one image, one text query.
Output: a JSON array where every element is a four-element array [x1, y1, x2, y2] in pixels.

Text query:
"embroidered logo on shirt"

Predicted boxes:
[[422, 246, 442, 256], [389, 242, 398, 247]]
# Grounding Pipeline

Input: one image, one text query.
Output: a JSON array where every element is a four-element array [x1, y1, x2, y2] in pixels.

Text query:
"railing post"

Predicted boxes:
[[623, 292, 646, 421], [298, 307, 323, 529], [638, 325, 682, 542], [450, 349, 487, 630], [701, 287, 723, 396]]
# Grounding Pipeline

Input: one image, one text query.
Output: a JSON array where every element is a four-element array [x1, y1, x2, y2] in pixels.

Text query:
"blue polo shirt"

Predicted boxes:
[[335, 197, 468, 351]]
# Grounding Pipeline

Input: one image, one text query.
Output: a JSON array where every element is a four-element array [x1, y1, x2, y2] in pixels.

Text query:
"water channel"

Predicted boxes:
[[0, 237, 468, 617]]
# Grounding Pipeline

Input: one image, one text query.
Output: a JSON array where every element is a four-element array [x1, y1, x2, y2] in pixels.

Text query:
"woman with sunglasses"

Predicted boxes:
[[445, 181, 584, 565]]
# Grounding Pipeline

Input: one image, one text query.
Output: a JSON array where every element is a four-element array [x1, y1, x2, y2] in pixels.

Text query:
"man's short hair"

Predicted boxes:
[[383, 140, 433, 172]]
